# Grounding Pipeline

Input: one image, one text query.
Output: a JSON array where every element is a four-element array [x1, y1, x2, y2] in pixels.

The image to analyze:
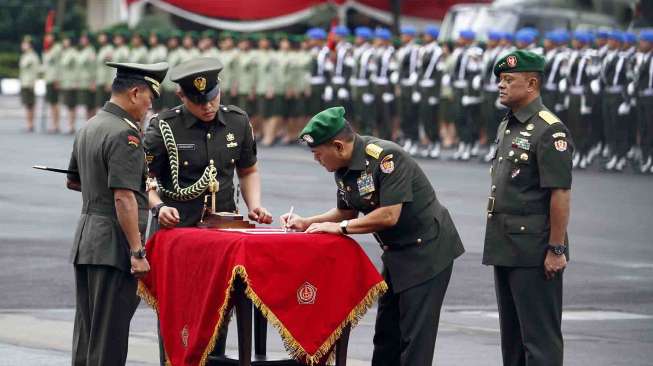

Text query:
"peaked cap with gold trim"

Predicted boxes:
[[169, 57, 224, 104], [106, 61, 169, 98]]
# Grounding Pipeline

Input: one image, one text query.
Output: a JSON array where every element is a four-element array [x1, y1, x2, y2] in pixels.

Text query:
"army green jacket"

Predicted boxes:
[[67, 102, 148, 272], [42, 43, 61, 84], [483, 97, 573, 267], [336, 135, 465, 292], [76, 45, 96, 89], [19, 49, 41, 87], [144, 104, 257, 227], [96, 44, 115, 87]]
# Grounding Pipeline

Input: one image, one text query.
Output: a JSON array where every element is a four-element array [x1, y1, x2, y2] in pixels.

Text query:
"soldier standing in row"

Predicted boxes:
[[76, 32, 97, 120], [306, 28, 329, 118], [632, 30, 653, 173], [95, 31, 115, 110], [350, 27, 376, 136], [161, 31, 183, 109], [218, 32, 238, 107], [60, 32, 79, 134], [147, 30, 169, 112], [19, 35, 40, 133], [42, 31, 62, 133], [328, 26, 353, 114], [256, 33, 282, 146], [129, 31, 148, 64], [372, 28, 396, 141], [417, 26, 445, 159], [396, 26, 420, 156], [481, 31, 508, 162]]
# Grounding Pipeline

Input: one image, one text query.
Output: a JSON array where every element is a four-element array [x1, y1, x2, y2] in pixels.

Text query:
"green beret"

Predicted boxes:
[[289, 34, 306, 43], [202, 29, 217, 39], [299, 107, 346, 147], [273, 31, 288, 41], [493, 49, 545, 77]]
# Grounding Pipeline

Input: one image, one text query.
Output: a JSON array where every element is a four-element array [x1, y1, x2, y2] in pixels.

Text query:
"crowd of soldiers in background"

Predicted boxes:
[[18, 24, 653, 174]]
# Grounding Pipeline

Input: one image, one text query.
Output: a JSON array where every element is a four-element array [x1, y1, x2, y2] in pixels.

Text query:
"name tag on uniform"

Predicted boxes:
[[227, 142, 238, 148], [177, 144, 196, 150], [357, 172, 375, 195], [511, 137, 531, 151]]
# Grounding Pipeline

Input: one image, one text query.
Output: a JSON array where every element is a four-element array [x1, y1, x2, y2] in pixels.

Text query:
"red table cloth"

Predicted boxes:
[[139, 228, 387, 366]]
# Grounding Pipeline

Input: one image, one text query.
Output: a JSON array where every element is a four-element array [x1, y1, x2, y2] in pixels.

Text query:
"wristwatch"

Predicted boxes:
[[151, 202, 166, 217], [339, 220, 349, 235], [547, 244, 567, 256], [145, 177, 159, 192], [131, 247, 147, 259]]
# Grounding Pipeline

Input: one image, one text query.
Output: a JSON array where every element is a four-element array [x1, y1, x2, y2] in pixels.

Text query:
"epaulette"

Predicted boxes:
[[157, 107, 182, 120], [538, 110, 560, 125], [365, 143, 384, 159], [225, 105, 247, 116]]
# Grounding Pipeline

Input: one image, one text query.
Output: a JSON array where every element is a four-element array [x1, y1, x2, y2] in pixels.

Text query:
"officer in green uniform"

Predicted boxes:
[[147, 30, 169, 112], [129, 31, 149, 64], [65, 61, 168, 366], [19, 35, 40, 132], [256, 33, 283, 146], [484, 50, 573, 366], [42, 30, 62, 133], [234, 35, 258, 118], [217, 31, 238, 106], [282, 106, 465, 366], [144, 57, 273, 228], [95, 31, 115, 109], [162, 31, 184, 109]]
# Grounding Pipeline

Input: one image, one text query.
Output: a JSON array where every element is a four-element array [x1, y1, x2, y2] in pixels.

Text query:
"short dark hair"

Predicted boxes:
[[111, 78, 149, 95], [330, 121, 355, 144], [526, 72, 543, 89]]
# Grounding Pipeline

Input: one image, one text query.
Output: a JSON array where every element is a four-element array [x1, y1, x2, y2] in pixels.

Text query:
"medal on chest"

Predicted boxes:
[[512, 136, 531, 151], [357, 172, 375, 195]]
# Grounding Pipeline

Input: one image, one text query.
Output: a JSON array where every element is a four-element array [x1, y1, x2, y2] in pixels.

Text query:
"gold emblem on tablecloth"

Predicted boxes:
[[181, 325, 189, 348], [297, 282, 317, 304]]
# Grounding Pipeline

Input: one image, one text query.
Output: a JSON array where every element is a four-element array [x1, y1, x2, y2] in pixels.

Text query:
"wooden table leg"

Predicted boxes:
[[253, 308, 267, 357], [334, 325, 351, 366], [234, 278, 252, 366]]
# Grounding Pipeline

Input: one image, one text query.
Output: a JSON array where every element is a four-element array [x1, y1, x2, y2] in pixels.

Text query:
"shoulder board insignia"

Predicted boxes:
[[158, 108, 179, 119], [365, 143, 383, 159], [226, 105, 247, 116], [539, 110, 560, 125]]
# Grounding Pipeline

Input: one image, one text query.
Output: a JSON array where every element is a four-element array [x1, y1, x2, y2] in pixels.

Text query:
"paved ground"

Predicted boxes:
[[1, 96, 652, 365]]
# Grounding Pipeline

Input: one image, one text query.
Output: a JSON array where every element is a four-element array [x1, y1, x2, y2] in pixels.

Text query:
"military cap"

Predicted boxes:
[[185, 31, 198, 40], [375, 27, 392, 40], [502, 32, 514, 41], [515, 30, 535, 44], [573, 30, 591, 44], [169, 30, 183, 39], [169, 57, 223, 104], [624, 32, 637, 44], [487, 30, 502, 41], [400, 25, 416, 36], [219, 31, 234, 40], [640, 30, 653, 43], [354, 26, 372, 39], [106, 62, 169, 98], [333, 25, 350, 37], [273, 31, 288, 41], [289, 34, 306, 43], [459, 29, 475, 40], [202, 29, 217, 39], [424, 25, 439, 38], [22, 35, 33, 44], [493, 49, 545, 77], [299, 106, 346, 147], [248, 32, 263, 41], [306, 28, 327, 40], [519, 27, 539, 38], [596, 30, 610, 39]]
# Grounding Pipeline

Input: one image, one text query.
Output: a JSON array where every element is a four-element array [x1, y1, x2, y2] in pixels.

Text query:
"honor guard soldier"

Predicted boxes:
[[59, 32, 80, 134], [42, 30, 63, 133], [66, 61, 168, 366], [395, 26, 421, 156], [564, 31, 597, 169], [481, 31, 509, 162], [95, 31, 115, 110], [112, 30, 131, 64], [161, 31, 184, 109], [147, 30, 169, 112], [306, 28, 330, 116], [144, 57, 272, 228], [282, 106, 465, 366], [484, 50, 573, 366], [234, 35, 258, 118], [327, 25, 354, 113], [18, 35, 40, 133], [128, 31, 149, 64], [372, 27, 396, 141], [542, 30, 570, 114], [349, 27, 375, 135], [179, 31, 201, 62], [76, 32, 97, 119], [450, 29, 483, 161], [515, 28, 543, 55], [217, 31, 238, 106], [255, 33, 283, 146], [631, 30, 653, 173], [417, 25, 445, 159]]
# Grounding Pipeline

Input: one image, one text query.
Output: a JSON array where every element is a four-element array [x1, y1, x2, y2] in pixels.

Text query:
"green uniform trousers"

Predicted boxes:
[[494, 266, 563, 366], [72, 264, 140, 366], [371, 262, 453, 366]]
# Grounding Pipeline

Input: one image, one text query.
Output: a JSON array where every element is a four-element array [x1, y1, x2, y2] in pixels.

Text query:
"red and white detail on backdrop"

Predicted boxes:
[[125, 0, 477, 31]]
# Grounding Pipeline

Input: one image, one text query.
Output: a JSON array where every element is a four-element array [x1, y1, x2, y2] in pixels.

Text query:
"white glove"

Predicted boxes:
[[580, 104, 592, 115], [382, 92, 395, 103], [554, 103, 565, 112], [461, 95, 472, 106], [559, 78, 568, 93], [362, 93, 375, 104], [441, 74, 451, 87], [337, 88, 349, 100], [323, 86, 333, 102], [428, 96, 439, 105], [390, 72, 399, 85], [411, 91, 422, 103], [472, 75, 482, 91], [618, 102, 631, 115], [627, 82, 635, 96], [590, 79, 601, 95], [630, 97, 637, 107]]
